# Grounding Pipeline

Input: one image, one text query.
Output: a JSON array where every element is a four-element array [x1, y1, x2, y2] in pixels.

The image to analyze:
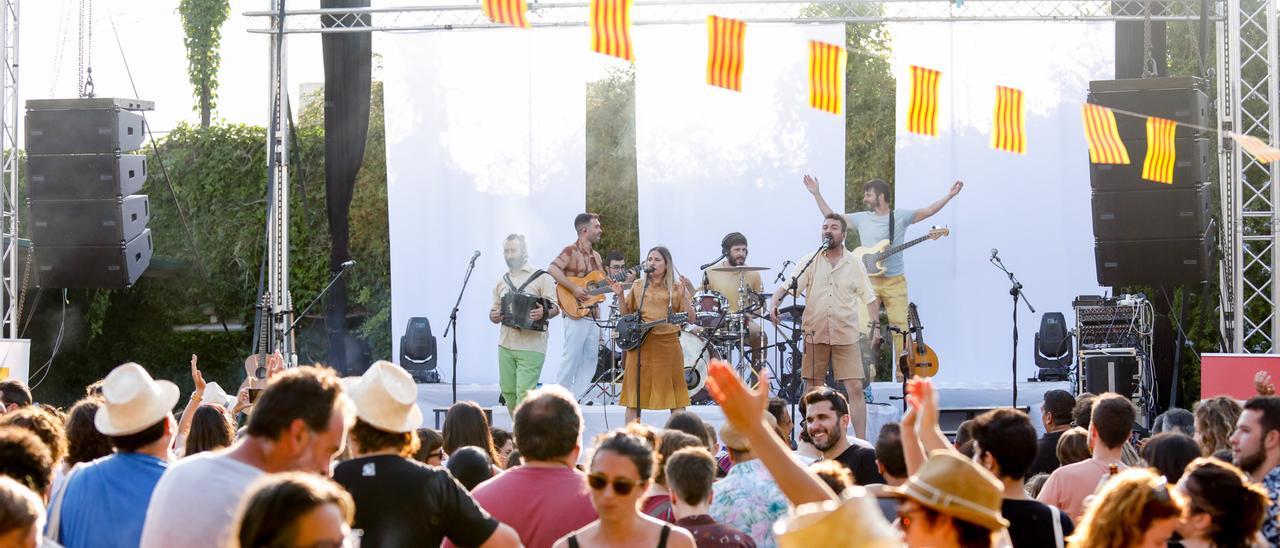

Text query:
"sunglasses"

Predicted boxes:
[[587, 473, 638, 495]]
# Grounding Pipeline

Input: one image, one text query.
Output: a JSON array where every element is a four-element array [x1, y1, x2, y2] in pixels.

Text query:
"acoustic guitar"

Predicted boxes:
[[557, 266, 640, 319], [898, 302, 939, 378], [852, 227, 950, 277]]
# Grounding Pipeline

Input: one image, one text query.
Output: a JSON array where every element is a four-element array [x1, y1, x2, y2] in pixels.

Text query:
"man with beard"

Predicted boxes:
[[490, 234, 560, 416], [548, 213, 606, 402], [802, 175, 962, 379], [799, 387, 883, 486], [700, 232, 767, 365], [1230, 396, 1280, 545]]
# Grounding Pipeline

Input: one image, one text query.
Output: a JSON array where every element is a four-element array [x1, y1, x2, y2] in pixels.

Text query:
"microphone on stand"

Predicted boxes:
[[700, 253, 727, 270], [775, 260, 793, 284], [340, 259, 356, 269], [821, 235, 833, 250], [469, 250, 481, 263], [990, 248, 1004, 264], [644, 264, 656, 274]]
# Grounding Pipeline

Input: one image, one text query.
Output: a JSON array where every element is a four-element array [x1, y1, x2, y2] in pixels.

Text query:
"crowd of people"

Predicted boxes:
[[0, 356, 1276, 547]]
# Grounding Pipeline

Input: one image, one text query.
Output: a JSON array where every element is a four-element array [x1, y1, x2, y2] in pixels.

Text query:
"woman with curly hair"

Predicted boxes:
[[63, 398, 112, 467], [1176, 458, 1268, 548], [1067, 468, 1184, 548], [1194, 396, 1242, 457]]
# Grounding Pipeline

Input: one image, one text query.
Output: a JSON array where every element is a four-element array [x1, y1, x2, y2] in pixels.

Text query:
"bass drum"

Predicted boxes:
[[679, 329, 720, 403]]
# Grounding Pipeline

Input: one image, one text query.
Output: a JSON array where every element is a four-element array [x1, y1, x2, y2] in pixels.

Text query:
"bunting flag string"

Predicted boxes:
[[706, 16, 747, 92], [991, 85, 1027, 154], [1081, 104, 1131, 165], [482, 0, 530, 28], [1142, 117, 1177, 184], [1231, 133, 1280, 164], [907, 65, 942, 136], [591, 0, 634, 61], [807, 40, 846, 115]]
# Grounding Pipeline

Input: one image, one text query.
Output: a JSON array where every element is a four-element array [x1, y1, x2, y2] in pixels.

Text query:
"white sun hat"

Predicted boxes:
[[342, 361, 423, 433], [95, 363, 180, 436]]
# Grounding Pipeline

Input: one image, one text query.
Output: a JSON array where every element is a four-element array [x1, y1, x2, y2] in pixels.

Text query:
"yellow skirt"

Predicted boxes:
[[619, 330, 690, 410]]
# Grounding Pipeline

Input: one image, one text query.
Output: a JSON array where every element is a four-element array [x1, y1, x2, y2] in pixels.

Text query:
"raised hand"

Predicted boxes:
[[267, 350, 286, 378], [1257, 370, 1276, 396], [233, 387, 252, 414], [190, 355, 206, 396], [949, 180, 964, 196], [706, 359, 769, 432], [803, 174, 821, 195]]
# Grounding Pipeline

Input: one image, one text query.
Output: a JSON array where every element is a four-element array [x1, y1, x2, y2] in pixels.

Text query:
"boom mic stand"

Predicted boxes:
[[990, 251, 1035, 408], [785, 238, 830, 387], [285, 260, 355, 372], [632, 271, 651, 422], [444, 252, 480, 403]]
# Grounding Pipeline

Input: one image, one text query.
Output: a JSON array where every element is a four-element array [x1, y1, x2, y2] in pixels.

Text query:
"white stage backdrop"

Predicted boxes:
[[635, 24, 846, 292], [385, 30, 588, 385], [890, 23, 1111, 388]]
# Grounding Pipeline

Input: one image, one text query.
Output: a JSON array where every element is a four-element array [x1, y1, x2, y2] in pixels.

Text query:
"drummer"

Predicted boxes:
[[700, 232, 768, 366]]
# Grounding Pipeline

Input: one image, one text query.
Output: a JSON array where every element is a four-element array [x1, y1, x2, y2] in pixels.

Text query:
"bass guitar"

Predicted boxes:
[[852, 227, 950, 277], [897, 302, 939, 378], [615, 312, 689, 351], [557, 266, 641, 319]]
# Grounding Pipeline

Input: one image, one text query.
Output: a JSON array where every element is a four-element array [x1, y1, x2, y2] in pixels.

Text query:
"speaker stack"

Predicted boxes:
[[25, 98, 155, 288], [1087, 77, 1215, 287]]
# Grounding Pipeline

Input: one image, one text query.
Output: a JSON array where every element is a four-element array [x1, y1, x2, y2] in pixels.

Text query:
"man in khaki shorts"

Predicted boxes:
[[770, 213, 878, 440]]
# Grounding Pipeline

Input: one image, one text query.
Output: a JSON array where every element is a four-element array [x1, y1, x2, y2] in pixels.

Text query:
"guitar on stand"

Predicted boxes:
[[892, 303, 939, 411], [245, 292, 273, 403], [853, 227, 950, 277]]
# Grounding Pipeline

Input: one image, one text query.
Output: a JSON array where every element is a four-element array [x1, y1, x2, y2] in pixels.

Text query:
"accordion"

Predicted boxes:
[[500, 270, 552, 332]]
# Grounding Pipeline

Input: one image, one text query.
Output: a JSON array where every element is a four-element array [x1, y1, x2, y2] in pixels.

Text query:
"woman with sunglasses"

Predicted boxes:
[[1066, 467, 1184, 548], [1172, 458, 1268, 548], [554, 430, 696, 548]]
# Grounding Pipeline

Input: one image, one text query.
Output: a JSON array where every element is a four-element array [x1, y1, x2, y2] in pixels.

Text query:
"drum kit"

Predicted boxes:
[[587, 263, 805, 405]]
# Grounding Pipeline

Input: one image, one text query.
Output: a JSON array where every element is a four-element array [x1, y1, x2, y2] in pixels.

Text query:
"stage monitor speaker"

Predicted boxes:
[[1095, 231, 1214, 286], [1083, 352, 1139, 397], [1092, 185, 1211, 240], [1089, 137, 1209, 191], [27, 154, 146, 200], [26, 108, 146, 155], [1088, 77, 1208, 140], [30, 195, 150, 246], [34, 229, 152, 289]]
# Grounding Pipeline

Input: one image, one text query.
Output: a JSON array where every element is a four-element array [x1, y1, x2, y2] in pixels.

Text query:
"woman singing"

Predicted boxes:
[[610, 246, 696, 423]]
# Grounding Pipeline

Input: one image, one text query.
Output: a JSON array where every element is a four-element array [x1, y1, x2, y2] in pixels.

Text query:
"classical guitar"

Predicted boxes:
[[615, 312, 689, 351], [852, 227, 950, 277], [897, 302, 939, 378], [557, 266, 641, 320]]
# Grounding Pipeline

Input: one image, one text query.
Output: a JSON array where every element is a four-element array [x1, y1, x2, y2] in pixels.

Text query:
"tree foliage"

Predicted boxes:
[[586, 65, 641, 265], [178, 0, 231, 127]]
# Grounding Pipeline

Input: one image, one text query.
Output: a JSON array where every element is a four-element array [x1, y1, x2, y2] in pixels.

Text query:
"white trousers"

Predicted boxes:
[[556, 316, 601, 402]]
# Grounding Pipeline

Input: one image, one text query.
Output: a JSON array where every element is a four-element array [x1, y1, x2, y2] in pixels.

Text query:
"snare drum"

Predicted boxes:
[[692, 290, 728, 329], [679, 330, 720, 398]]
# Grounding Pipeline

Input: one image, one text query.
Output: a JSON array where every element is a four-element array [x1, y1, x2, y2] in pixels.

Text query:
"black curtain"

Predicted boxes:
[[321, 0, 372, 375]]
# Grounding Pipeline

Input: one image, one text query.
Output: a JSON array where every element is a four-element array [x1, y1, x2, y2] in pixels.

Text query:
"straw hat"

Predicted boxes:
[[201, 381, 236, 410], [720, 412, 778, 452], [95, 363, 180, 436], [775, 486, 902, 548], [885, 449, 1009, 532], [342, 361, 423, 433]]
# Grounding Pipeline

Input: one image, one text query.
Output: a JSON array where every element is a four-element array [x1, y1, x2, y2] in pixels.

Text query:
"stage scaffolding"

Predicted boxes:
[[1, 0, 18, 341], [246, 0, 1278, 355]]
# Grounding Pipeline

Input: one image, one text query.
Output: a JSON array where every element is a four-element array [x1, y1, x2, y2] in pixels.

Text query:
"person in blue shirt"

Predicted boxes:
[[51, 363, 178, 548]]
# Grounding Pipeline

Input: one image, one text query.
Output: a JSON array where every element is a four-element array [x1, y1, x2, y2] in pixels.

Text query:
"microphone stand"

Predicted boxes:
[[285, 262, 355, 337], [785, 240, 830, 393], [632, 271, 652, 422], [444, 254, 480, 403], [990, 254, 1035, 408]]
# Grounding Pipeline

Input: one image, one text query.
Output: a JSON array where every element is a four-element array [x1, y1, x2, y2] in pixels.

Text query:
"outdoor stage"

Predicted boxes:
[[415, 379, 1072, 445]]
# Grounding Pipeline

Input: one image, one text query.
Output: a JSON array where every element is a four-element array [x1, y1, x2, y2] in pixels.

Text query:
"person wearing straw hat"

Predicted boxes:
[[333, 361, 521, 548], [52, 363, 177, 548]]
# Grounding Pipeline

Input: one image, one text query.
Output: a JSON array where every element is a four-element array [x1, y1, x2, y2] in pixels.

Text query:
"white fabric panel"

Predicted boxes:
[[889, 22, 1112, 388], [634, 24, 847, 292], [384, 30, 588, 385]]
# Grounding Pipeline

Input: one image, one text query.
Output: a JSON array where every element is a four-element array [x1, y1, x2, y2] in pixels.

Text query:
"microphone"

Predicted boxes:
[[644, 264, 655, 274], [700, 253, 727, 270], [990, 248, 998, 259], [470, 250, 481, 263], [821, 235, 833, 250], [775, 260, 792, 284], [340, 260, 356, 269]]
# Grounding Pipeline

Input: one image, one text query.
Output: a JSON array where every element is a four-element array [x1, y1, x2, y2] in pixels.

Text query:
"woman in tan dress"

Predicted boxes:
[[609, 246, 695, 423]]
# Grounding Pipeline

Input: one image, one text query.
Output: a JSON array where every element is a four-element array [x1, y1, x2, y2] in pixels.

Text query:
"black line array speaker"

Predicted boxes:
[[26, 98, 155, 289], [1087, 78, 1215, 287]]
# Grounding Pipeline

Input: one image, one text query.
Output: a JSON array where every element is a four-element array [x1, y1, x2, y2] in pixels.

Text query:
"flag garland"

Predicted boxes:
[[706, 16, 746, 92], [907, 65, 942, 136], [1142, 116, 1177, 184], [1081, 104, 1130, 165], [590, 0, 634, 61], [807, 40, 846, 114], [482, 0, 530, 28], [991, 86, 1027, 154], [1232, 133, 1280, 164]]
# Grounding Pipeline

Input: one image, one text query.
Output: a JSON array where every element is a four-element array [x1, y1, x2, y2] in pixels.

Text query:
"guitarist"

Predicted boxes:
[[489, 234, 559, 416], [547, 213, 606, 402], [802, 175, 963, 380]]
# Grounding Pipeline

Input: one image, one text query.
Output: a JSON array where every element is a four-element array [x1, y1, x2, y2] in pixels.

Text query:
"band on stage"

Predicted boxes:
[[491, 174, 964, 434]]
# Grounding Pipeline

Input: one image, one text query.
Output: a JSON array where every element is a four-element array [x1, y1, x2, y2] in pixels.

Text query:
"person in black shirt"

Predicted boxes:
[[799, 387, 885, 485], [332, 362, 521, 548], [970, 408, 1074, 548], [1025, 389, 1075, 478]]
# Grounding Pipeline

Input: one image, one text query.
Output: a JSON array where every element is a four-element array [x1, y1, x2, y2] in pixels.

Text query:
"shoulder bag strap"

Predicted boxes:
[[657, 524, 671, 548], [888, 208, 895, 244], [1050, 504, 1064, 547], [517, 269, 547, 292]]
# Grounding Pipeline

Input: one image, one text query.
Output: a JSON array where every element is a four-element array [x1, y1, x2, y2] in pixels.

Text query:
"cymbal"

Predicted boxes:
[[710, 265, 770, 273]]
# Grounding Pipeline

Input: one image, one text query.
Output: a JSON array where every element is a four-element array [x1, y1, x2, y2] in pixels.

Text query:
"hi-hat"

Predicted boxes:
[[710, 265, 770, 272]]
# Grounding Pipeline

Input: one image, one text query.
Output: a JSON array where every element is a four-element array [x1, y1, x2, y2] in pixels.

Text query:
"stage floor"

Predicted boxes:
[[415, 380, 1071, 447]]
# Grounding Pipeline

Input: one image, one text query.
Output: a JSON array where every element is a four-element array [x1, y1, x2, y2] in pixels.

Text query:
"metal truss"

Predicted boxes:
[[266, 0, 295, 363], [1, 0, 18, 340]]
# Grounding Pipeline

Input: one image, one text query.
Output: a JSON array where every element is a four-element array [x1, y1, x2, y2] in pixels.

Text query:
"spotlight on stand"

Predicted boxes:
[[400, 317, 440, 383], [1034, 312, 1073, 382]]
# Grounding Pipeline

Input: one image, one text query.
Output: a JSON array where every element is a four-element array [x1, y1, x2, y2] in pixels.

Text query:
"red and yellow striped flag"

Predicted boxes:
[[1142, 116, 1177, 184], [1232, 133, 1280, 164], [1081, 103, 1130, 164], [907, 65, 942, 136], [807, 41, 846, 115], [483, 0, 530, 28], [991, 86, 1026, 154], [590, 0, 634, 61], [706, 16, 746, 92]]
